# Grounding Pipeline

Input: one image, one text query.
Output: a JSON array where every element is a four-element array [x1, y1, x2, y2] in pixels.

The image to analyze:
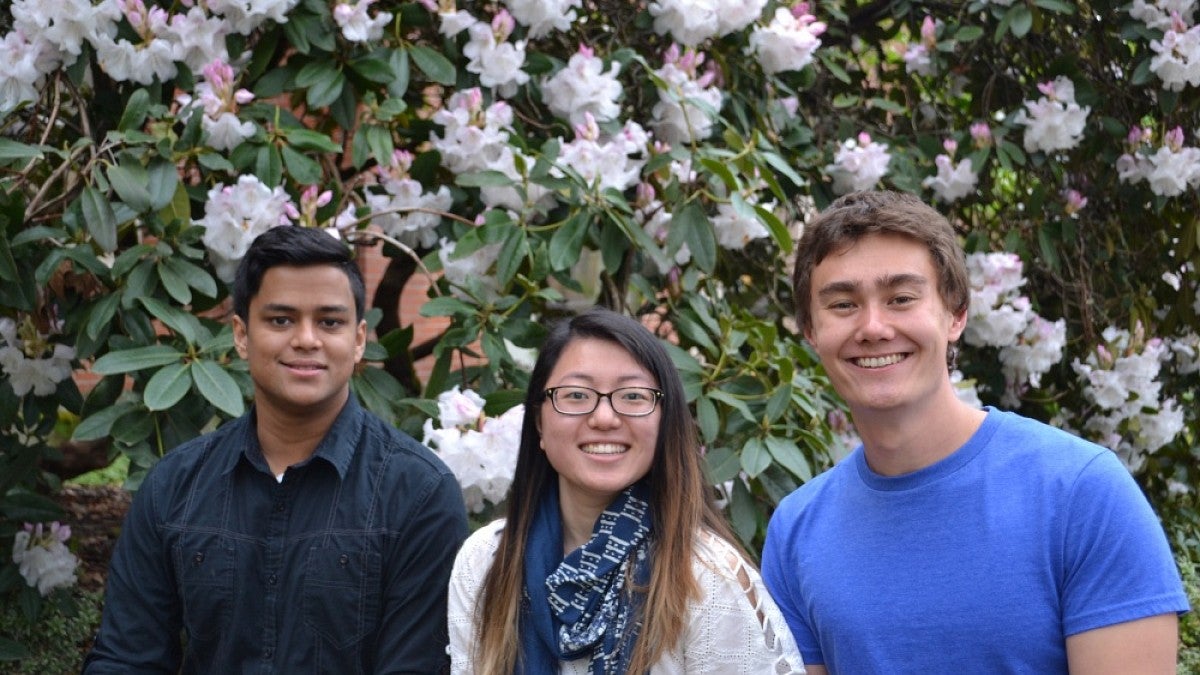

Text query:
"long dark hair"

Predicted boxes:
[[472, 306, 742, 674]]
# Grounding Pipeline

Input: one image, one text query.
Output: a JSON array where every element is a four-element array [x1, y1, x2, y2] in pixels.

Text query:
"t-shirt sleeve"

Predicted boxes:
[[762, 501, 824, 666], [1060, 450, 1190, 636]]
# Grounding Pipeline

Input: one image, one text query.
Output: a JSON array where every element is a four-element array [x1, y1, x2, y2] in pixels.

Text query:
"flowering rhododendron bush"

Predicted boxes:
[[1, 0, 1199, 646]]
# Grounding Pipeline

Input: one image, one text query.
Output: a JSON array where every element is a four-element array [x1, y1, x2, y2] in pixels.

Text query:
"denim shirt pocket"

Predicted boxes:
[[302, 544, 382, 650], [172, 534, 237, 642]]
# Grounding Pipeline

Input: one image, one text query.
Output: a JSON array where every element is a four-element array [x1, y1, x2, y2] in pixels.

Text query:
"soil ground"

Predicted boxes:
[[56, 485, 130, 593]]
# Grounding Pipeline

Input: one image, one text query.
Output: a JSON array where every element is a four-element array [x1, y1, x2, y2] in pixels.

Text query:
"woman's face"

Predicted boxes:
[[538, 337, 661, 514]]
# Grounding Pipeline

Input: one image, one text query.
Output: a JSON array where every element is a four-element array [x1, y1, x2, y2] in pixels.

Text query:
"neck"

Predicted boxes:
[[852, 390, 986, 476], [254, 393, 347, 475], [556, 485, 609, 554]]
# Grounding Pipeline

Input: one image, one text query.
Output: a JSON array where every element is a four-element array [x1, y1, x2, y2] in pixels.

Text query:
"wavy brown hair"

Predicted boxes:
[[471, 306, 743, 674]]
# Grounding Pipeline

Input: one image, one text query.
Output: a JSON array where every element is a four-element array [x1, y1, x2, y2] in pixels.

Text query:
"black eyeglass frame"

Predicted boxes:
[[543, 386, 663, 417]]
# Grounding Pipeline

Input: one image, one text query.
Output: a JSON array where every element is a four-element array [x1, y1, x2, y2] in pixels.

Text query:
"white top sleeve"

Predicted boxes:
[[447, 520, 806, 674]]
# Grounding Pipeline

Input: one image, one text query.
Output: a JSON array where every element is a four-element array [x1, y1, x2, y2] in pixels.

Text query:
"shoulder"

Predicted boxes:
[[358, 410, 456, 477], [452, 520, 505, 583], [140, 417, 245, 493], [770, 452, 856, 524], [980, 409, 1126, 485]]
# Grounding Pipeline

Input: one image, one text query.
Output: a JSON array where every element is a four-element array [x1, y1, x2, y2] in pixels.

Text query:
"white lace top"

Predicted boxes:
[[448, 519, 806, 674]]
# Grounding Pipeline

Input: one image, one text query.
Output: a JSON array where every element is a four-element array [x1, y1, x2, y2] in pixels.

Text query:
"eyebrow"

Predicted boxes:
[[816, 273, 929, 299], [259, 302, 353, 314], [555, 373, 656, 386]]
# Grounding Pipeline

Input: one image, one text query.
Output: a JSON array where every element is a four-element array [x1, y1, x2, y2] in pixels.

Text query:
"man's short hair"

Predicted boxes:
[[231, 226, 366, 322]]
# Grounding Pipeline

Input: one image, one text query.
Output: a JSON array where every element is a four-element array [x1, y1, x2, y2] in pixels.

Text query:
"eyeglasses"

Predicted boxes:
[[543, 385, 663, 417]]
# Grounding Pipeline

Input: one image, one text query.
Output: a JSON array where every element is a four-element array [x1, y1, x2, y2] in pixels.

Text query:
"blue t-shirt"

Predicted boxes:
[[762, 407, 1189, 674]]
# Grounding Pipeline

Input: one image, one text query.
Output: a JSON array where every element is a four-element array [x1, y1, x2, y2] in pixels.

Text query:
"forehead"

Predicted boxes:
[[548, 337, 656, 384], [251, 264, 354, 308], [814, 233, 936, 283]]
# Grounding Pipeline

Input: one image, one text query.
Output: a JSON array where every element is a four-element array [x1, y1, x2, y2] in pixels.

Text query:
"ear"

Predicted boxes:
[[948, 307, 968, 342], [353, 319, 367, 363], [232, 315, 249, 360]]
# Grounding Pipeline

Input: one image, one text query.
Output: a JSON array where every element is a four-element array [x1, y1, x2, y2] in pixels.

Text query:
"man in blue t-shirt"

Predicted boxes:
[[762, 190, 1189, 674]]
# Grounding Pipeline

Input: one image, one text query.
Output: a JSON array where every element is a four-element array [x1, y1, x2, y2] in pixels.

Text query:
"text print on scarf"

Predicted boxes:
[[530, 481, 653, 674]]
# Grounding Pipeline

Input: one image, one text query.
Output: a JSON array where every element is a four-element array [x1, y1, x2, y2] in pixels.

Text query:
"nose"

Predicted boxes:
[[292, 319, 321, 349], [855, 302, 894, 342], [587, 395, 621, 428]]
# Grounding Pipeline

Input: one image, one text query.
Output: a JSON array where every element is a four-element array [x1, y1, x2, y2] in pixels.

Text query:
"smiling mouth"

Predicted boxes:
[[853, 354, 906, 368], [285, 362, 325, 371], [581, 443, 628, 455]]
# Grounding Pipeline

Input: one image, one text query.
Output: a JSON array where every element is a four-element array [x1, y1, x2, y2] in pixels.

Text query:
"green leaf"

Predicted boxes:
[[350, 56, 395, 84], [118, 88, 151, 132], [139, 297, 204, 345], [92, 345, 184, 375], [158, 258, 192, 305], [281, 145, 323, 184], [307, 70, 346, 108], [108, 162, 152, 212], [704, 447, 741, 484], [0, 138, 44, 162], [80, 186, 118, 252], [388, 48, 410, 97], [672, 202, 716, 273], [364, 125, 395, 166], [709, 389, 754, 423], [740, 437, 772, 478], [764, 383, 792, 423], [162, 256, 218, 298], [146, 158, 180, 211], [754, 203, 792, 254], [420, 296, 474, 318], [0, 635, 31, 661], [85, 292, 121, 340], [549, 212, 589, 271], [191, 359, 245, 418], [496, 226, 527, 287], [144, 362, 193, 411], [282, 128, 342, 153], [765, 436, 811, 482], [455, 170, 515, 188], [72, 402, 140, 442], [696, 395, 719, 445], [408, 44, 457, 85], [1009, 6, 1033, 38]]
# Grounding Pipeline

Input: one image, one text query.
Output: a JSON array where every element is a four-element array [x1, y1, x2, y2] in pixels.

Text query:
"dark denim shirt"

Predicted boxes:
[[83, 395, 469, 674]]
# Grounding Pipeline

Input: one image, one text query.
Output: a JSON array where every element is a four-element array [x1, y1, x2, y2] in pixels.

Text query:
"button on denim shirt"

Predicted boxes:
[[84, 395, 469, 674]]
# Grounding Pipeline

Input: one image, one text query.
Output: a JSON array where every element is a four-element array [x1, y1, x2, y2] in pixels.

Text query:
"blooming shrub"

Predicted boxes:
[[0, 2, 1197, 653]]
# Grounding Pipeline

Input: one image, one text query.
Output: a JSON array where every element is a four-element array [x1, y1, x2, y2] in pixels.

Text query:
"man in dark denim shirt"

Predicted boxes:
[[83, 226, 469, 673]]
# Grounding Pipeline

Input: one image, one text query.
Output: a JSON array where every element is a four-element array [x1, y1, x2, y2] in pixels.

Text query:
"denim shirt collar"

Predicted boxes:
[[221, 394, 364, 480]]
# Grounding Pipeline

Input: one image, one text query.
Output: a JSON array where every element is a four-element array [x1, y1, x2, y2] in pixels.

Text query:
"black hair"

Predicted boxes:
[[231, 226, 366, 322]]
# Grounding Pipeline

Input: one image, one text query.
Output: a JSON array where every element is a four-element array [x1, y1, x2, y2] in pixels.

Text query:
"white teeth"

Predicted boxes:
[[855, 354, 904, 368], [581, 443, 627, 455]]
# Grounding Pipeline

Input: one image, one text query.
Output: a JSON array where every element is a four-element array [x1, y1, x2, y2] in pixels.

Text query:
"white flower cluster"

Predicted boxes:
[[0, 0, 309, 110], [175, 60, 256, 152], [333, 0, 392, 43], [11, 522, 78, 597], [651, 45, 724, 145], [438, 236, 503, 302], [462, 10, 529, 97], [540, 45, 622, 127], [364, 150, 453, 249], [922, 140, 977, 203], [1129, 0, 1196, 31], [423, 386, 523, 513], [826, 132, 891, 194], [1149, 11, 1200, 91], [0, 318, 75, 397], [1117, 125, 1200, 197], [557, 114, 649, 193], [962, 253, 1066, 399], [197, 175, 297, 282], [1013, 76, 1090, 154], [1070, 324, 1185, 470], [648, 0, 766, 47], [902, 16, 939, 77], [748, 4, 827, 75]]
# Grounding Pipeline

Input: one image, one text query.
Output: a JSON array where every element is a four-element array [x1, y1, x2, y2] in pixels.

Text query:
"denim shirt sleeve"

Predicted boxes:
[[374, 468, 468, 674], [82, 466, 183, 673]]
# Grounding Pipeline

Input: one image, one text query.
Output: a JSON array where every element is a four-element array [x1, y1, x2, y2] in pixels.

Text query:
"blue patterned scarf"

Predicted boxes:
[[518, 480, 653, 675]]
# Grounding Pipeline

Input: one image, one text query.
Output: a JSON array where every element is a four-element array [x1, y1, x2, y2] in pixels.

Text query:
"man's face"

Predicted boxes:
[[232, 264, 366, 421], [803, 232, 966, 418]]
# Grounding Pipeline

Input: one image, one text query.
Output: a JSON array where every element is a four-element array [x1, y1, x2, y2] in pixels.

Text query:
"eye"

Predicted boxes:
[[891, 295, 917, 306], [618, 388, 652, 402], [319, 317, 347, 328], [267, 316, 292, 327], [561, 388, 592, 401]]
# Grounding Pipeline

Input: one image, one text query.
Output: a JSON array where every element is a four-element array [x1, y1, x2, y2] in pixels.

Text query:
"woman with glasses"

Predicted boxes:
[[448, 306, 804, 674]]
